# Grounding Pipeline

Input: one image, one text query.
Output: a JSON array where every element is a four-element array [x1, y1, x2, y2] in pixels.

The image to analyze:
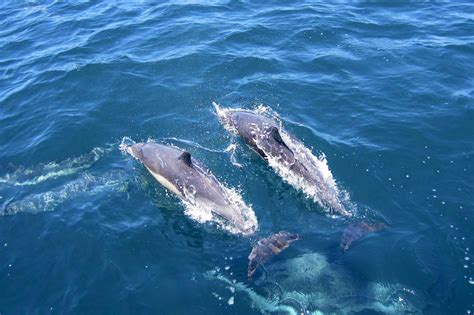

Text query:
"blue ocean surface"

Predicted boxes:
[[0, 1, 473, 314]]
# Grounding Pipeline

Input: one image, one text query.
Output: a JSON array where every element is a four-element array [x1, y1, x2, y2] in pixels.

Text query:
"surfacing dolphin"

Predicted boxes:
[[214, 104, 351, 217], [122, 141, 258, 236]]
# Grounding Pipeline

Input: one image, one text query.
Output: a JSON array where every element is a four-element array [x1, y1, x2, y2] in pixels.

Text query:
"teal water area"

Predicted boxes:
[[0, 2, 473, 314]]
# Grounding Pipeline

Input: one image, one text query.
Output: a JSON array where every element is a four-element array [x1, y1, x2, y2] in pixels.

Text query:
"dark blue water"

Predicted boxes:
[[1, 2, 473, 314]]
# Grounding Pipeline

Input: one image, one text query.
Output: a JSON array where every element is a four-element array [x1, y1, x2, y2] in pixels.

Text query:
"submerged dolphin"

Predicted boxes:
[[340, 222, 385, 252], [123, 141, 258, 235], [248, 231, 300, 279], [215, 105, 351, 217]]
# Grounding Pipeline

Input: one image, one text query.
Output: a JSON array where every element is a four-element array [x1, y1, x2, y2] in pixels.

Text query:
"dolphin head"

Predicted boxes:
[[126, 143, 145, 160]]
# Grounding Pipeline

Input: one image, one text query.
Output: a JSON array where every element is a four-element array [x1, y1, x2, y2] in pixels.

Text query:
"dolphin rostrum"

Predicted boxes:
[[215, 104, 351, 217], [123, 141, 258, 235]]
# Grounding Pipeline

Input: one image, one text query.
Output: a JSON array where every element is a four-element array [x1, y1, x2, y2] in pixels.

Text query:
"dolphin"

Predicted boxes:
[[123, 141, 258, 235], [340, 222, 385, 252], [248, 231, 300, 279], [215, 105, 351, 217]]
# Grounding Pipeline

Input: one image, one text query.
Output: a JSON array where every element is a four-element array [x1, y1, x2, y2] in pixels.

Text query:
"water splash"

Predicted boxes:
[[204, 269, 299, 315], [224, 142, 242, 168], [268, 130, 351, 216], [175, 173, 258, 236]]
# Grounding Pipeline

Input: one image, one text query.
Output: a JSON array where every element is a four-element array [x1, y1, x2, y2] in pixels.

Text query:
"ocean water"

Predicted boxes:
[[1, 1, 473, 314]]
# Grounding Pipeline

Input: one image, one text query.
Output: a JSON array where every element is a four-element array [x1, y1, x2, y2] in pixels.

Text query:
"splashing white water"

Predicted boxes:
[[224, 142, 242, 168], [270, 130, 351, 216], [0, 144, 114, 188], [214, 102, 352, 216], [174, 170, 258, 236]]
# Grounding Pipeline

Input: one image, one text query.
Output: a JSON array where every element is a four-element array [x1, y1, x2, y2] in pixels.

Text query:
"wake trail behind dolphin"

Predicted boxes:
[[0, 142, 126, 216], [1, 171, 127, 216], [0, 143, 115, 188]]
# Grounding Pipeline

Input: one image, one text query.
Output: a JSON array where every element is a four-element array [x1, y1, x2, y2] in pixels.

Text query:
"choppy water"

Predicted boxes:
[[1, 2, 473, 314]]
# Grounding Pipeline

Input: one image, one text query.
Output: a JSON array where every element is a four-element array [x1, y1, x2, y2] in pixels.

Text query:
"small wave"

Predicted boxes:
[[0, 143, 115, 188], [274, 130, 352, 216], [177, 161, 259, 235], [119, 136, 137, 154], [1, 171, 127, 216], [181, 185, 258, 236]]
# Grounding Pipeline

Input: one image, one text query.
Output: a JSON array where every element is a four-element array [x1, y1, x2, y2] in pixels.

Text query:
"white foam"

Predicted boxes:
[[224, 143, 242, 168], [272, 130, 352, 216], [119, 136, 136, 153], [214, 102, 239, 134], [181, 184, 258, 236]]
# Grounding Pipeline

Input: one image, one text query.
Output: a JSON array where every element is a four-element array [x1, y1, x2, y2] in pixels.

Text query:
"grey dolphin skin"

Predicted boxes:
[[215, 105, 351, 217], [340, 222, 385, 252], [124, 142, 258, 235], [248, 231, 300, 279]]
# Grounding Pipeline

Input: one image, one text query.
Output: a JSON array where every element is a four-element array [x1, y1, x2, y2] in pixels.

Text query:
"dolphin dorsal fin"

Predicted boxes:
[[179, 151, 193, 167], [269, 126, 285, 146]]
